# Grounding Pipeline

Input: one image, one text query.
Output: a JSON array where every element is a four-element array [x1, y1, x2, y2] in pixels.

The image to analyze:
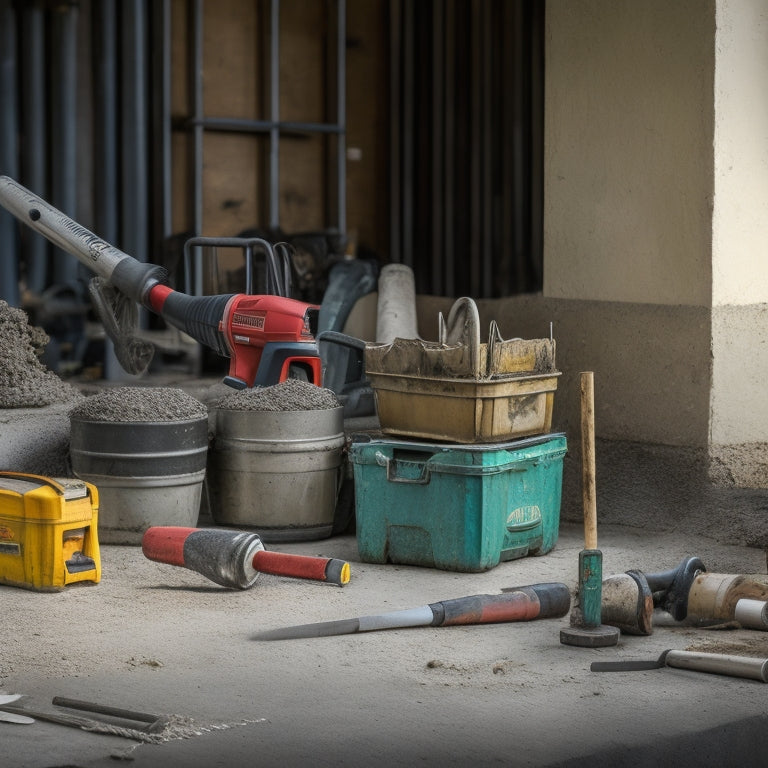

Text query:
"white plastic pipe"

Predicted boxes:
[[735, 598, 768, 630], [376, 264, 420, 343]]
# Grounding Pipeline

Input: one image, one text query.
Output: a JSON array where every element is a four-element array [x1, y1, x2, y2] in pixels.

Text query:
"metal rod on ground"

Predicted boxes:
[[51, 696, 167, 733], [560, 371, 620, 648]]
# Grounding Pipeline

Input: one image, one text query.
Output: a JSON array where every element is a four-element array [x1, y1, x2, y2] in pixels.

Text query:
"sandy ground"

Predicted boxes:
[[1, 520, 767, 768], [1, 374, 768, 766]]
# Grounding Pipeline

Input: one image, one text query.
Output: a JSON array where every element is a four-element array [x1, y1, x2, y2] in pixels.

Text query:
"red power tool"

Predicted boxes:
[[0, 175, 322, 388]]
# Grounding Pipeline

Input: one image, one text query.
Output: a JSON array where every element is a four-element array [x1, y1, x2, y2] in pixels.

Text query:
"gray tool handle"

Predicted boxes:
[[666, 650, 768, 682], [0, 175, 128, 280]]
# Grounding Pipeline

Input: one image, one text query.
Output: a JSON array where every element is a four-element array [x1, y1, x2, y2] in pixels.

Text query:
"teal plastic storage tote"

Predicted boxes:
[[349, 433, 567, 572]]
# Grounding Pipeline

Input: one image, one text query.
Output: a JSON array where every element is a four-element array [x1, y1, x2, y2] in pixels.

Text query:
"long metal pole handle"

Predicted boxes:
[[0, 175, 129, 281], [580, 371, 598, 550]]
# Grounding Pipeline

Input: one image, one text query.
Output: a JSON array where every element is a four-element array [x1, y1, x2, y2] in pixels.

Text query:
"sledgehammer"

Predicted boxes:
[[142, 527, 350, 589], [560, 372, 620, 648]]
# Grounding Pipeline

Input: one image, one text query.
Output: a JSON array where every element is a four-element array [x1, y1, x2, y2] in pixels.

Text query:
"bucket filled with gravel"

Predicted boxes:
[[69, 387, 209, 544], [207, 378, 344, 542]]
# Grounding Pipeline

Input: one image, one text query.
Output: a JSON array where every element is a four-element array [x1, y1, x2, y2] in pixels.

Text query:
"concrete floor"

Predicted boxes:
[[2, 524, 767, 768], [2, 383, 768, 767]]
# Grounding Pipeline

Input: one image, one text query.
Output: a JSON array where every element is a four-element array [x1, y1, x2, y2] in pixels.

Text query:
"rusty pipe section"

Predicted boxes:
[[0, 175, 166, 305]]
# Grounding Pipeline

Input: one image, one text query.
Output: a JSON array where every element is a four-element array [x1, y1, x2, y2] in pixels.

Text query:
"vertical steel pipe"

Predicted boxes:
[[20, 1, 48, 295], [0, 0, 19, 305], [430, 0, 444, 296], [388, 0, 402, 264], [50, 0, 79, 287], [93, 0, 118, 245], [269, 0, 280, 230], [335, 0, 346, 236], [121, 0, 148, 264], [192, 0, 203, 235]]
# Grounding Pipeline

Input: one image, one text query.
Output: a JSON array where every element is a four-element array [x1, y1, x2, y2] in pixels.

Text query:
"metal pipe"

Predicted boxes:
[[192, 0, 203, 235], [121, 0, 148, 264], [151, 0, 173, 244], [93, 0, 118, 245], [430, 0, 444, 296], [269, 0, 280, 230], [401, 0, 413, 267], [481, 0, 492, 298], [0, 176, 164, 304], [0, 0, 19, 306], [443, 0, 455, 297], [20, 1, 47, 295], [335, 0, 346, 236], [388, 0, 401, 263], [184, 117, 344, 135], [50, 0, 79, 288]]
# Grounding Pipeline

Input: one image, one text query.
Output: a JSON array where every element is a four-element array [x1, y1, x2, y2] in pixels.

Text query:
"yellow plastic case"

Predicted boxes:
[[0, 472, 101, 591]]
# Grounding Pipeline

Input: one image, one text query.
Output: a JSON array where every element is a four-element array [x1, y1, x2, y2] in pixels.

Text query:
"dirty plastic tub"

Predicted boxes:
[[206, 406, 345, 542], [70, 417, 209, 545]]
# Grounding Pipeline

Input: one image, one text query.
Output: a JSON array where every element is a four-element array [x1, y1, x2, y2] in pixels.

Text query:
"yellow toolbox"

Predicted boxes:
[[0, 472, 101, 591]]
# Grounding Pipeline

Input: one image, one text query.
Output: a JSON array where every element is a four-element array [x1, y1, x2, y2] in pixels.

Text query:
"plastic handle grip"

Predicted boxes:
[[252, 550, 350, 586], [431, 583, 571, 626]]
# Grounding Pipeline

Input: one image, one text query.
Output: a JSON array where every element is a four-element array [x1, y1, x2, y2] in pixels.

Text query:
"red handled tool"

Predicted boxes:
[[142, 526, 350, 589], [0, 176, 321, 387], [253, 582, 571, 640]]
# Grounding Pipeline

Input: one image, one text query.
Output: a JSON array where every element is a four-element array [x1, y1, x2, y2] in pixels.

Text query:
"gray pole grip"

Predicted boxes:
[[0, 175, 164, 303]]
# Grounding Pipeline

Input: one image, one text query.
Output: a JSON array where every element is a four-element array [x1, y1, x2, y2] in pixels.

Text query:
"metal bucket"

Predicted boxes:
[[70, 417, 209, 545], [207, 406, 345, 542]]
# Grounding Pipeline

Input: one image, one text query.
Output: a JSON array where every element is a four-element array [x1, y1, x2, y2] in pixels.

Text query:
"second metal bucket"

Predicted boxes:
[[206, 406, 345, 542]]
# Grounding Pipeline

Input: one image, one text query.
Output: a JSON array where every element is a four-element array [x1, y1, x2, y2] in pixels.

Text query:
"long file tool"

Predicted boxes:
[[253, 583, 571, 640], [591, 649, 768, 682]]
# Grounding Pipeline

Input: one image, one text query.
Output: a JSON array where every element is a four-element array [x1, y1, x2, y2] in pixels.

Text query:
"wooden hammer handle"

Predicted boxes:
[[580, 371, 598, 550]]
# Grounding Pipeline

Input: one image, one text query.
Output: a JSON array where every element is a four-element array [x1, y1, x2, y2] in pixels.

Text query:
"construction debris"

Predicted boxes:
[[210, 378, 341, 412], [69, 386, 208, 422], [0, 300, 83, 409]]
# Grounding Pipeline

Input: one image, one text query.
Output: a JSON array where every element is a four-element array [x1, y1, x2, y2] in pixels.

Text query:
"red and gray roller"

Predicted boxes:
[[142, 527, 350, 589]]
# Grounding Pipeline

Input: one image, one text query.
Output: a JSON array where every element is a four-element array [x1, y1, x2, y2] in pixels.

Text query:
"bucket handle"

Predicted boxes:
[[373, 450, 532, 484], [438, 297, 481, 379]]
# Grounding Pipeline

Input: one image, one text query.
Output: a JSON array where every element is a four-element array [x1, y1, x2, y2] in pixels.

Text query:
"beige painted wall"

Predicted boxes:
[[712, 0, 768, 308], [709, 0, 768, 473], [539, 0, 717, 452], [544, 0, 714, 307]]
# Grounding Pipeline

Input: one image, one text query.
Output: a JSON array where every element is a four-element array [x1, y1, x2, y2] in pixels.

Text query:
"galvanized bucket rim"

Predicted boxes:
[[210, 405, 343, 415], [69, 415, 209, 426]]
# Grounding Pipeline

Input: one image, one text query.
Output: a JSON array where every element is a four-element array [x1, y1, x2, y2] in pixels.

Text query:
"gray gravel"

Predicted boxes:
[[0, 299, 84, 408], [210, 378, 341, 411], [69, 386, 208, 422]]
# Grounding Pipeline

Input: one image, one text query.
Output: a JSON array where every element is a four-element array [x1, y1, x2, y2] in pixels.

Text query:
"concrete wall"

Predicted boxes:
[[346, 0, 768, 490], [542, 0, 718, 453], [709, 0, 768, 485], [544, 0, 715, 308]]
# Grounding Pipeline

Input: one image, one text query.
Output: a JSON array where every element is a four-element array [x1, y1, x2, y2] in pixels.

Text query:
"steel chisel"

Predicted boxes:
[[253, 582, 571, 641]]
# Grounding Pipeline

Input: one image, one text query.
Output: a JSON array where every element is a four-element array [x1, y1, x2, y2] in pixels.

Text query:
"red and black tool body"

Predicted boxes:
[[142, 526, 350, 589], [145, 285, 321, 388], [0, 175, 322, 388]]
